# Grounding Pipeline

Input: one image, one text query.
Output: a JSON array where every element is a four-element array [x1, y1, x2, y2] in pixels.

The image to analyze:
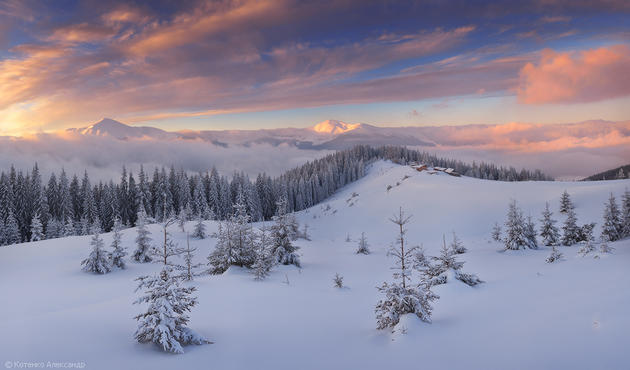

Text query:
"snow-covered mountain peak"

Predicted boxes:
[[82, 118, 130, 134], [69, 118, 172, 140], [310, 119, 362, 135]]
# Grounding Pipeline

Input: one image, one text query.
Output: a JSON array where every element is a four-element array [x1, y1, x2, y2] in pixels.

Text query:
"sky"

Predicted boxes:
[[0, 0, 630, 135]]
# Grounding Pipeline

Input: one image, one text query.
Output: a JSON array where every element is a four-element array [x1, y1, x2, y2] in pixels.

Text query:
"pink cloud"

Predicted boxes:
[[517, 44, 630, 104]]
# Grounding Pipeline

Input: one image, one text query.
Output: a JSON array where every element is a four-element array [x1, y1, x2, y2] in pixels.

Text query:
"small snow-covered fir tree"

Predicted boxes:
[[524, 215, 538, 249], [561, 206, 580, 246], [539, 202, 560, 246], [599, 235, 614, 254], [345, 233, 351, 242], [601, 193, 622, 242], [133, 210, 153, 263], [545, 245, 563, 263], [134, 216, 209, 353], [251, 224, 274, 280], [333, 273, 344, 288], [156, 217, 181, 267], [559, 190, 574, 214], [192, 215, 206, 239], [375, 208, 438, 330], [426, 235, 483, 287], [491, 222, 502, 242], [175, 233, 203, 281], [81, 231, 112, 274], [30, 212, 44, 241], [356, 232, 370, 254], [110, 217, 127, 269], [231, 195, 256, 267], [207, 222, 236, 274], [134, 267, 209, 354], [578, 240, 596, 257], [270, 197, 300, 267], [449, 232, 467, 254], [504, 200, 527, 250]]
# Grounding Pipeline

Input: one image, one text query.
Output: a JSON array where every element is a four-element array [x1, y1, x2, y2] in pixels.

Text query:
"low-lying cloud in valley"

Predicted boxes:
[[1, 119, 628, 181]]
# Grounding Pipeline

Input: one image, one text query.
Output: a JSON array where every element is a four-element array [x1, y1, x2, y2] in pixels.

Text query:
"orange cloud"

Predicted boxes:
[[426, 120, 630, 153], [517, 44, 630, 104]]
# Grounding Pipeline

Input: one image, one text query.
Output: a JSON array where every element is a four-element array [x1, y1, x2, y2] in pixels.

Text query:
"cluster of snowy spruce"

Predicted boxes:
[[352, 208, 483, 330], [492, 189, 630, 262], [80, 194, 303, 353], [0, 145, 551, 247]]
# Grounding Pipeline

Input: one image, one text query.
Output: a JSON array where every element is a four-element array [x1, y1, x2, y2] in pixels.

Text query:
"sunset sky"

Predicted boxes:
[[1, 0, 629, 135]]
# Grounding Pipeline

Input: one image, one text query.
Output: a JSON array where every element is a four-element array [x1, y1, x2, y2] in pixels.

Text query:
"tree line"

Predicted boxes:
[[0, 145, 552, 246]]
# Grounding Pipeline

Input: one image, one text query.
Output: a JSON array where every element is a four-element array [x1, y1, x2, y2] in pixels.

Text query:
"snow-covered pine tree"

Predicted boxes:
[[524, 215, 538, 249], [333, 273, 344, 288], [491, 222, 502, 242], [251, 224, 274, 280], [270, 197, 300, 267], [134, 239, 209, 353], [561, 206, 580, 246], [375, 208, 438, 330], [81, 231, 112, 274], [231, 194, 256, 267], [4, 209, 21, 245], [345, 233, 352, 242], [133, 210, 153, 263], [559, 190, 574, 214], [176, 233, 203, 281], [601, 193, 622, 242], [622, 188, 630, 238], [30, 212, 44, 241], [449, 232, 467, 254], [110, 217, 126, 269], [207, 222, 235, 274], [545, 245, 563, 263], [356, 232, 370, 254], [192, 215, 206, 239], [504, 200, 527, 250], [539, 202, 560, 246]]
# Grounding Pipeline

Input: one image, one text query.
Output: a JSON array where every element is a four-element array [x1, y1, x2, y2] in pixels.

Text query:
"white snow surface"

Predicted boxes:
[[1, 161, 629, 370]]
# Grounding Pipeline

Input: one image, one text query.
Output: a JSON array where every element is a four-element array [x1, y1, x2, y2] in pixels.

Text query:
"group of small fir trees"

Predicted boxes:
[[207, 196, 301, 279], [81, 217, 127, 274], [375, 208, 482, 330], [493, 188, 630, 263]]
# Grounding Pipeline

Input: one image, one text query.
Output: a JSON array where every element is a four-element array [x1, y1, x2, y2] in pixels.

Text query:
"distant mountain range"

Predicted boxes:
[[66, 118, 435, 150], [67, 117, 630, 153]]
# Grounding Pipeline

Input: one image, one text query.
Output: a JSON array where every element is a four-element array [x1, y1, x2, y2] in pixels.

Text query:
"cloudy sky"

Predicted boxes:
[[1, 0, 629, 135]]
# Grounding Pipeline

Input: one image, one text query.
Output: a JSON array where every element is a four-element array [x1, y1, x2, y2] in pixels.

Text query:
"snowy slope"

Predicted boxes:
[[1, 161, 629, 370]]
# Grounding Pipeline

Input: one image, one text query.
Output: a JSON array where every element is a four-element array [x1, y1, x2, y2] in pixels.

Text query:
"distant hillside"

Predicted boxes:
[[583, 164, 630, 181]]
